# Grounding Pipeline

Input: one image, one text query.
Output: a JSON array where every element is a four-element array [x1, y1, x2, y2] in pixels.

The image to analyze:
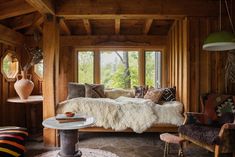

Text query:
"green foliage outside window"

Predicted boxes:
[[78, 51, 94, 84]]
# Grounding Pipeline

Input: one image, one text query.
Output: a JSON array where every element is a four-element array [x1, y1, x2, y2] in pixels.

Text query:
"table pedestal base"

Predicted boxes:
[[58, 130, 82, 157]]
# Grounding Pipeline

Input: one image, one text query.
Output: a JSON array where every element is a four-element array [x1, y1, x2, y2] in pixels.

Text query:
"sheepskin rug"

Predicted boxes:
[[57, 97, 184, 133], [35, 148, 119, 157]]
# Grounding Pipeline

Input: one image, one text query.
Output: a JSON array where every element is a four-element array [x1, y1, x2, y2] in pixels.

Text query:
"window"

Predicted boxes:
[[34, 60, 43, 79], [78, 51, 94, 83], [100, 51, 138, 88], [1, 51, 19, 80], [145, 51, 161, 88]]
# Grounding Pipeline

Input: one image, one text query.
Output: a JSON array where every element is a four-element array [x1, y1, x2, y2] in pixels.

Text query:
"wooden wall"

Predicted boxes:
[[167, 18, 189, 112], [0, 43, 25, 126], [167, 17, 235, 112]]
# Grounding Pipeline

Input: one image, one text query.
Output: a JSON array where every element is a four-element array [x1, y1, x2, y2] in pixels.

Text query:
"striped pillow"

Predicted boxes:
[[0, 127, 28, 157]]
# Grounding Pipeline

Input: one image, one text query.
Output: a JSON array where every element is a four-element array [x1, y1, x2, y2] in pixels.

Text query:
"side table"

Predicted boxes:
[[42, 116, 95, 157], [7, 95, 43, 135]]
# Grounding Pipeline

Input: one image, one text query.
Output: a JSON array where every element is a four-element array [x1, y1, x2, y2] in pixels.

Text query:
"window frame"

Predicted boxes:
[[1, 50, 19, 82], [75, 47, 163, 88]]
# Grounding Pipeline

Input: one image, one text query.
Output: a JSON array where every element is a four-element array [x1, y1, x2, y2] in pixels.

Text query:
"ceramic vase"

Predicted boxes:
[[14, 70, 34, 99]]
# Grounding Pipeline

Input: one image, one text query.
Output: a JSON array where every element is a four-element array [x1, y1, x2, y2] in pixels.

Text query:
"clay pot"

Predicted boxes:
[[14, 70, 34, 99]]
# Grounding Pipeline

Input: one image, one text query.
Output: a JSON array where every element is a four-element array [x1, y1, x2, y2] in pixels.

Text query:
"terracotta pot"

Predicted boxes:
[[14, 70, 34, 99]]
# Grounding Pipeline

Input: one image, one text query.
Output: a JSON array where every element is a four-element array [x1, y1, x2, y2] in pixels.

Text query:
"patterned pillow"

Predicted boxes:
[[133, 86, 149, 98], [0, 127, 28, 157], [204, 94, 235, 121], [144, 89, 163, 103], [160, 86, 176, 101], [67, 82, 85, 99], [85, 83, 105, 98]]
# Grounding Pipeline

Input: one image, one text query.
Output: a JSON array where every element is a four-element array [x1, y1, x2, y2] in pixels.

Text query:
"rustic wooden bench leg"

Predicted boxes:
[[164, 142, 169, 157]]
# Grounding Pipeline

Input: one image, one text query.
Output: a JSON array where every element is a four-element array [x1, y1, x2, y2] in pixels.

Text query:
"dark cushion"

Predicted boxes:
[[85, 83, 105, 98], [160, 86, 176, 101], [0, 127, 28, 157], [179, 124, 220, 145], [67, 82, 85, 99], [218, 112, 235, 126]]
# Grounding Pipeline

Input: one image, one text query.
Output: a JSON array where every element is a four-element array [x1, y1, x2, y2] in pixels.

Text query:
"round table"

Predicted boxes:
[[42, 116, 95, 157], [7, 95, 43, 134]]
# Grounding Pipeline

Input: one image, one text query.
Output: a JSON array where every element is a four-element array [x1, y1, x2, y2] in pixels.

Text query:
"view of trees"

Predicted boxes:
[[78, 51, 94, 84], [78, 50, 161, 89]]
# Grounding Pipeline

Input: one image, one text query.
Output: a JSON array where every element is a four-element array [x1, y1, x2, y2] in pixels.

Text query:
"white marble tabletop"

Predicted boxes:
[[42, 116, 95, 130], [7, 95, 43, 103]]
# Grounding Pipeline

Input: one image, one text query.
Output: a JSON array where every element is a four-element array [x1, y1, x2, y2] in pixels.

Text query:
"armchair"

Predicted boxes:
[[179, 94, 235, 157]]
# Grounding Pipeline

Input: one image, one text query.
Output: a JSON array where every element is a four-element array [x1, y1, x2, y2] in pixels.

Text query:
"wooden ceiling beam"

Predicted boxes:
[[115, 19, 120, 35], [25, 0, 55, 15], [11, 13, 37, 30], [25, 16, 44, 34], [0, 24, 25, 46], [143, 19, 153, 35], [60, 35, 166, 48], [83, 19, 92, 35], [0, 0, 36, 20], [59, 18, 71, 35], [56, 0, 222, 19]]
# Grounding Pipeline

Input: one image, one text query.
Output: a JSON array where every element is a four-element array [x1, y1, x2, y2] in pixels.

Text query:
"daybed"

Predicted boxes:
[[56, 83, 184, 133]]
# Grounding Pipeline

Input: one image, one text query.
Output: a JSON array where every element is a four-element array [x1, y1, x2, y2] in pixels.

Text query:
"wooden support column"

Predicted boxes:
[[94, 49, 100, 84], [43, 14, 60, 146], [139, 49, 145, 86]]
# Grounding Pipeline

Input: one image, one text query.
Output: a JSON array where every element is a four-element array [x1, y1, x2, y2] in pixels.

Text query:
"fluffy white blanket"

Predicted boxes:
[[57, 96, 184, 133]]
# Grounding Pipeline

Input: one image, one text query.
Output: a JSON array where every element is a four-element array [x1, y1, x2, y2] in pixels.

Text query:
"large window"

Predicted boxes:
[[78, 51, 94, 83], [100, 51, 139, 89], [145, 51, 161, 88]]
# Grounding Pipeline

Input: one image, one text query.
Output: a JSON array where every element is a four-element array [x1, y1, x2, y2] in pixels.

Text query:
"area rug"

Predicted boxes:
[[34, 148, 120, 157]]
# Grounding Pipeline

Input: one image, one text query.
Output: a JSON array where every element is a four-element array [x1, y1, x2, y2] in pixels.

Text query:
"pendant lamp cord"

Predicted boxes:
[[225, 0, 235, 33]]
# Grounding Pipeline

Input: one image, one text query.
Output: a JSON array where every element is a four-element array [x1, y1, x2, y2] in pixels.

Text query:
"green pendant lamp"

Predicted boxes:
[[203, 0, 235, 51]]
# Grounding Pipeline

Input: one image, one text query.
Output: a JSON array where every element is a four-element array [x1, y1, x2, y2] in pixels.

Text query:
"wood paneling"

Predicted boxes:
[[167, 18, 189, 111], [167, 17, 235, 112], [59, 47, 76, 101]]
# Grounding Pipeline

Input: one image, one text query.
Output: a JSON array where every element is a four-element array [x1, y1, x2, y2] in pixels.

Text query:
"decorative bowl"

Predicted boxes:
[[65, 112, 75, 117]]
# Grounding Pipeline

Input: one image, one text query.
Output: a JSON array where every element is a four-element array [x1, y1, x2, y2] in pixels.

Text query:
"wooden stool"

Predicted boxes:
[[160, 133, 185, 157]]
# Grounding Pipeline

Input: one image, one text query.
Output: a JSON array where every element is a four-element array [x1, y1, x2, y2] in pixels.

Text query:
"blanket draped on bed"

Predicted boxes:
[[57, 97, 184, 133]]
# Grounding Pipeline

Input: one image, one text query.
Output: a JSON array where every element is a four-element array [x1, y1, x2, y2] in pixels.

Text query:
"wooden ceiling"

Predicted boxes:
[[0, 0, 230, 37]]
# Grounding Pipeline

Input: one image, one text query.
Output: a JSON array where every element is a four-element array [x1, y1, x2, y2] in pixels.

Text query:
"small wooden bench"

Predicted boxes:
[[160, 133, 186, 157]]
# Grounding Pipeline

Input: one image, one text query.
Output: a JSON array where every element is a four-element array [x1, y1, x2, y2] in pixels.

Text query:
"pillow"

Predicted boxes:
[[160, 86, 176, 101], [133, 85, 149, 98], [144, 89, 163, 103], [205, 94, 235, 121], [104, 89, 135, 99], [85, 83, 105, 98], [67, 82, 85, 99], [0, 127, 28, 157]]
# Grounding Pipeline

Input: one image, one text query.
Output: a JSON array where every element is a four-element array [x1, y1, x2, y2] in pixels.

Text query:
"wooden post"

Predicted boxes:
[[43, 14, 60, 146], [94, 49, 100, 84], [139, 49, 145, 86]]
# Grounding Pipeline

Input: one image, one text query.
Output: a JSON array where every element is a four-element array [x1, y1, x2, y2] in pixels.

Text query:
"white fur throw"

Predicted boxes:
[[57, 97, 184, 133]]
